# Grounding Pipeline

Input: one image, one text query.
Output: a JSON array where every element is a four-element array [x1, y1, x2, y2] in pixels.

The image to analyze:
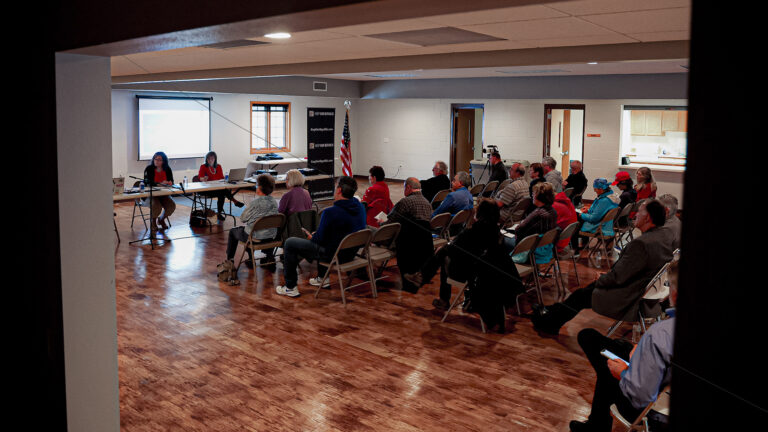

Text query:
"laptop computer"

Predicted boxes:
[[228, 168, 247, 183]]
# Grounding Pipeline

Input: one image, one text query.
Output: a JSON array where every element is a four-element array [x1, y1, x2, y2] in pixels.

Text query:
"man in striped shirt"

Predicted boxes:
[[495, 163, 529, 225]]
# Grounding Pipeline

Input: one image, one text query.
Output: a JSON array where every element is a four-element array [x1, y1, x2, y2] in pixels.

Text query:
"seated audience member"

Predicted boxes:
[[571, 259, 678, 432], [495, 163, 529, 225], [542, 156, 563, 193], [403, 199, 502, 310], [613, 171, 637, 228], [276, 176, 366, 297], [385, 177, 432, 226], [553, 191, 578, 252], [563, 160, 587, 206], [385, 178, 435, 291], [528, 162, 546, 199], [532, 200, 674, 334], [362, 165, 394, 227], [432, 171, 473, 217], [222, 174, 279, 268], [574, 178, 619, 253], [278, 169, 313, 218], [635, 166, 657, 200], [421, 160, 451, 203], [503, 182, 558, 263], [487, 150, 509, 186], [144, 151, 176, 234], [658, 194, 681, 249], [198, 151, 244, 220]]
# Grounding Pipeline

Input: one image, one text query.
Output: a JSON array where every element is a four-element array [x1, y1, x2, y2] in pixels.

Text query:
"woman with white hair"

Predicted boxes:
[[278, 169, 312, 217]]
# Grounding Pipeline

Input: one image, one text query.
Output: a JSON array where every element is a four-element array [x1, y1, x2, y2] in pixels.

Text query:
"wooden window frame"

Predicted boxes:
[[250, 101, 291, 154]]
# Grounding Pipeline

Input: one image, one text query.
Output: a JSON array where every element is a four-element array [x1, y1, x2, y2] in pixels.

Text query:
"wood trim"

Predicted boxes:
[[250, 101, 291, 154]]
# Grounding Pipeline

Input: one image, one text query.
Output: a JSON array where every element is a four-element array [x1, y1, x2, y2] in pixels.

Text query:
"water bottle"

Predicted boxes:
[[225, 173, 229, 182], [183, 176, 188, 187], [140, 181, 145, 192]]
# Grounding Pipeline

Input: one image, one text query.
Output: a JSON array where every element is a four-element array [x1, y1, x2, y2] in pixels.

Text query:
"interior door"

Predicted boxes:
[[561, 110, 571, 172], [453, 109, 475, 176]]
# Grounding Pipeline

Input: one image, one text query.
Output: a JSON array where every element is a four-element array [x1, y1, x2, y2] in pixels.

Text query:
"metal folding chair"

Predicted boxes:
[[605, 260, 672, 337], [494, 179, 513, 199], [235, 214, 285, 273], [367, 223, 401, 281], [580, 206, 620, 267], [430, 189, 451, 210], [554, 221, 582, 297], [512, 234, 541, 314], [611, 386, 671, 432], [314, 229, 376, 305], [430, 212, 452, 250]]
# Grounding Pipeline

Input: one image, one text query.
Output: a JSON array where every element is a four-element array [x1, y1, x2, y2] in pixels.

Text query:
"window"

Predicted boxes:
[[620, 105, 687, 170], [251, 102, 290, 153]]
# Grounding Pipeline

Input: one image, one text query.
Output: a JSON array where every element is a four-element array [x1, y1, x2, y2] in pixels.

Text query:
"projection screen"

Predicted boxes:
[[137, 96, 211, 160]]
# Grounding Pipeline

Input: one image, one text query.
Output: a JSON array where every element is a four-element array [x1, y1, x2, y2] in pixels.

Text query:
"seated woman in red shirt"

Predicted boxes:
[[634, 166, 657, 200], [361, 165, 393, 227], [198, 151, 244, 220], [143, 151, 176, 234], [552, 191, 578, 252]]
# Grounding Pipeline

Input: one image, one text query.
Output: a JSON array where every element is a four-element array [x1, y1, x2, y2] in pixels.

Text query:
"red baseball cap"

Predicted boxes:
[[612, 171, 631, 185]]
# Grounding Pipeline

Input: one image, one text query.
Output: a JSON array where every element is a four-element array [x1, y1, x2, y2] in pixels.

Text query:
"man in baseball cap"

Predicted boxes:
[[612, 171, 631, 186]]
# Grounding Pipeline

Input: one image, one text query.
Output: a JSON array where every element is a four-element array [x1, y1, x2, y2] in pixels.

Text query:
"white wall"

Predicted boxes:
[[112, 90, 355, 182], [355, 98, 686, 206], [57, 54, 120, 431]]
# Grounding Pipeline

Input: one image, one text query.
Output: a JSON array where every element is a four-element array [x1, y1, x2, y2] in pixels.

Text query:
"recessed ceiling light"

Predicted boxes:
[[588, 62, 598, 65], [265, 32, 291, 39]]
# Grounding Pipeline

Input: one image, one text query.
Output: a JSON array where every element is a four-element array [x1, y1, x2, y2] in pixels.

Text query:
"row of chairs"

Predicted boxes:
[[232, 211, 403, 306]]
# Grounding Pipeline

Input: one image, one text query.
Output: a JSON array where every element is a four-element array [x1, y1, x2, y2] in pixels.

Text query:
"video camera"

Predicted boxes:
[[482, 145, 499, 160]]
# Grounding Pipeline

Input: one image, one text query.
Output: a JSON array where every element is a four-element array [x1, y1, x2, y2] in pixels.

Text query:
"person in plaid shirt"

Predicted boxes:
[[385, 177, 432, 225]]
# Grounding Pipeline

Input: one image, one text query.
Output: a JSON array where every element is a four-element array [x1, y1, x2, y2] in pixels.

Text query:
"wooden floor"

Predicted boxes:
[[113, 180, 626, 431]]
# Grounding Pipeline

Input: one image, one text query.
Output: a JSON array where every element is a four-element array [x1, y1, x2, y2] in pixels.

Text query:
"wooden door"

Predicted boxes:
[[453, 109, 475, 175], [561, 110, 571, 173]]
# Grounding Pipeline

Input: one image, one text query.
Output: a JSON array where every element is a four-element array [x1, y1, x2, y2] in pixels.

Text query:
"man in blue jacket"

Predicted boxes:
[[276, 176, 366, 297], [432, 171, 473, 217]]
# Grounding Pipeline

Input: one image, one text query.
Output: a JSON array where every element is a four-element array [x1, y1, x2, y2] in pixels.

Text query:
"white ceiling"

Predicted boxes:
[[112, 0, 690, 81]]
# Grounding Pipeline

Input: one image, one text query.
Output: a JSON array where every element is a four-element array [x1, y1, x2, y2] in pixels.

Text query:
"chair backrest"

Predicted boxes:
[[371, 223, 401, 249], [133, 180, 142, 187], [469, 183, 485, 196], [430, 212, 451, 232], [511, 234, 539, 257], [192, 175, 201, 182], [558, 221, 580, 243], [432, 189, 451, 205], [331, 229, 373, 261], [512, 197, 532, 214], [642, 261, 672, 300], [482, 181, 499, 196], [616, 203, 633, 223], [248, 214, 285, 240], [537, 228, 559, 249], [601, 206, 620, 224], [563, 187, 574, 198], [447, 209, 472, 238], [495, 179, 512, 197]]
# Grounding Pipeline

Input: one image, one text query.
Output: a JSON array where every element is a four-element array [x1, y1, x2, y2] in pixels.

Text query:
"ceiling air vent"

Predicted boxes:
[[200, 40, 269, 49], [313, 81, 328, 92]]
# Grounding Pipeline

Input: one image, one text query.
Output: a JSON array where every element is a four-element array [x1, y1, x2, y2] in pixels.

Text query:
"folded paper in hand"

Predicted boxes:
[[375, 211, 387, 223]]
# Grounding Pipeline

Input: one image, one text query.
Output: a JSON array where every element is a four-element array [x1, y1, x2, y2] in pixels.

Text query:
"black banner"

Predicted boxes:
[[307, 108, 335, 200]]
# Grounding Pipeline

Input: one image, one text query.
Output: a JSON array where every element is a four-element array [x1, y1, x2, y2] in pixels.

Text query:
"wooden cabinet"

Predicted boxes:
[[630, 109, 687, 136]]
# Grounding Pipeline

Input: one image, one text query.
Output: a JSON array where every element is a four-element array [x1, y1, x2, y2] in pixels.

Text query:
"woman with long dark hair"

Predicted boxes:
[[143, 151, 176, 233], [198, 151, 244, 220], [635, 166, 657, 200]]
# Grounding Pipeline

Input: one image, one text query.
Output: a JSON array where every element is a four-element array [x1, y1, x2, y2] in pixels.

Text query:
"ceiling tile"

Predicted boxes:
[[424, 5, 567, 26], [546, 0, 690, 16], [460, 17, 620, 41], [324, 19, 442, 37], [581, 8, 691, 34], [526, 34, 639, 48]]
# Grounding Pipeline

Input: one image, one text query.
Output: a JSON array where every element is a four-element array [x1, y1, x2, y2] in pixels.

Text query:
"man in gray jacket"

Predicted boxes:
[[542, 156, 563, 193], [532, 199, 674, 334]]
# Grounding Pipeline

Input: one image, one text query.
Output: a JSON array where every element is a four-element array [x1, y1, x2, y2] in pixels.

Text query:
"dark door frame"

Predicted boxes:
[[450, 103, 484, 177], [543, 104, 586, 168]]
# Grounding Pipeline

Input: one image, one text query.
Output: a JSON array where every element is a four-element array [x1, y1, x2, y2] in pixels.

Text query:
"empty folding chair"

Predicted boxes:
[[314, 229, 376, 305]]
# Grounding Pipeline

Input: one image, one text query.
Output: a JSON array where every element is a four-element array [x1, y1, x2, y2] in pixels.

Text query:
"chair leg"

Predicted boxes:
[[131, 204, 136, 228], [314, 265, 333, 299], [337, 266, 347, 306], [570, 252, 581, 286], [441, 284, 467, 323], [606, 320, 623, 336], [114, 216, 120, 242], [368, 262, 378, 298]]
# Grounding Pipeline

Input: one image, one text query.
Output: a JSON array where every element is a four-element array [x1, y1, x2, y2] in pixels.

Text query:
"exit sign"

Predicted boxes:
[[587, 133, 601, 137]]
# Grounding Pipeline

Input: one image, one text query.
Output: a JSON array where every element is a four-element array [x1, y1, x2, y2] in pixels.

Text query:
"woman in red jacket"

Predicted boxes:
[[635, 166, 657, 200], [361, 165, 393, 227], [198, 151, 244, 220], [552, 191, 578, 252]]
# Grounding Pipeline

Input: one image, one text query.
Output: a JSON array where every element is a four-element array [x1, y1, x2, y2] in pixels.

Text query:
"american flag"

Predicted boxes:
[[340, 109, 352, 176]]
